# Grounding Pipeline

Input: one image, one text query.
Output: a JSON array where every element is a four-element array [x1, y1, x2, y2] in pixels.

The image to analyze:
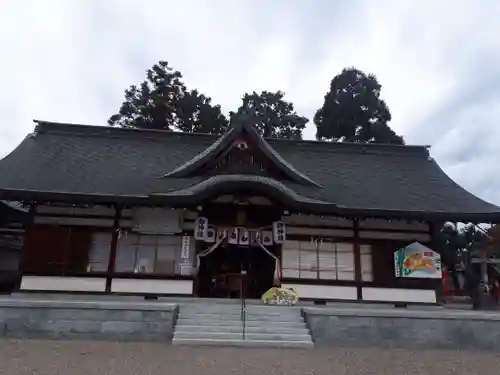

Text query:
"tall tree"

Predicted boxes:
[[231, 91, 308, 140], [175, 89, 229, 134], [108, 61, 228, 134], [314, 67, 404, 144]]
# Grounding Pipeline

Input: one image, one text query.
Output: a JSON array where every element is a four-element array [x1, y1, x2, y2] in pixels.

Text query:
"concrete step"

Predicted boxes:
[[179, 308, 300, 317], [177, 312, 302, 322], [176, 318, 306, 328], [172, 337, 313, 349], [174, 331, 311, 341], [175, 324, 310, 335], [180, 304, 299, 314]]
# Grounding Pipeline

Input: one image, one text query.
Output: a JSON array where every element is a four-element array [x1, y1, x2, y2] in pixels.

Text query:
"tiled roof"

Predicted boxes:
[[162, 118, 321, 187], [0, 120, 499, 221]]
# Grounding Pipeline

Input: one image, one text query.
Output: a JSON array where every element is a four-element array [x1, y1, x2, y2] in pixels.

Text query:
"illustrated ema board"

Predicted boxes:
[[394, 242, 442, 279]]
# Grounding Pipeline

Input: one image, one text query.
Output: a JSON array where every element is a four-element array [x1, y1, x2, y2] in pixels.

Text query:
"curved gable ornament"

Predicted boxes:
[[161, 119, 321, 187], [150, 175, 332, 210]]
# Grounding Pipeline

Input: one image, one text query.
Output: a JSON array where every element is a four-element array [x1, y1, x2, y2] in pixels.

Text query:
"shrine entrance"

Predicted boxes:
[[193, 199, 284, 299], [196, 243, 278, 299]]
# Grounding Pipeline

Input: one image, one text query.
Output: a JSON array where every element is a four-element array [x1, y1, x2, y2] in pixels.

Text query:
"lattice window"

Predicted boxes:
[[360, 244, 373, 281], [282, 240, 355, 280], [114, 234, 184, 275], [86, 232, 112, 272]]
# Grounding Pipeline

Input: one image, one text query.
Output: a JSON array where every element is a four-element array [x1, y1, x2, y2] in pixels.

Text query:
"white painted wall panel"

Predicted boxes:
[[37, 205, 116, 216], [20, 276, 106, 292], [281, 283, 358, 300], [36, 205, 134, 218], [359, 219, 429, 232], [362, 287, 436, 303], [34, 216, 115, 227], [359, 231, 431, 242], [111, 279, 193, 295], [286, 227, 354, 237], [132, 208, 182, 234], [283, 215, 353, 228]]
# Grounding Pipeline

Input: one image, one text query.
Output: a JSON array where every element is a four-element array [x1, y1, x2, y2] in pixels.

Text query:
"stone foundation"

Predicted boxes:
[[303, 307, 500, 350], [0, 299, 178, 341]]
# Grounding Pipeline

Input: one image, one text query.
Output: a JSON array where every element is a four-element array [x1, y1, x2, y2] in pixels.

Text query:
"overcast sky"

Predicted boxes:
[[1, 0, 500, 206]]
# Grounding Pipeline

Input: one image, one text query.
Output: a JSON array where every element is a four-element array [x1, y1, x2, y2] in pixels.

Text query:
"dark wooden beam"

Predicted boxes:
[[19, 203, 37, 276], [353, 218, 363, 300], [428, 221, 442, 249], [105, 205, 122, 293]]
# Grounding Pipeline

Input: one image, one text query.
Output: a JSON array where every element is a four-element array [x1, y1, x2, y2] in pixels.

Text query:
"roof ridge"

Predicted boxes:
[[268, 140, 431, 157], [33, 120, 429, 156], [33, 120, 218, 139], [268, 136, 429, 149]]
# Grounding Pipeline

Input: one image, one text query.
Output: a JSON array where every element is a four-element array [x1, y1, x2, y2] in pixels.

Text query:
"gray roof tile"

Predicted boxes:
[[0, 120, 498, 221]]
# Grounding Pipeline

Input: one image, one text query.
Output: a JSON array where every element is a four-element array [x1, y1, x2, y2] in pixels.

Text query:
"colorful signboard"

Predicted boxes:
[[394, 242, 442, 279]]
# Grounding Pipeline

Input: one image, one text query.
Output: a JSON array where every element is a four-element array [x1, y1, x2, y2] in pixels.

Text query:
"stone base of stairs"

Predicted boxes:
[[173, 337, 313, 348], [173, 302, 313, 348]]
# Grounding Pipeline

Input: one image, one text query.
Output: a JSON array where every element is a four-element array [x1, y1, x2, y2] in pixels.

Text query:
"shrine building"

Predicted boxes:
[[0, 119, 499, 304]]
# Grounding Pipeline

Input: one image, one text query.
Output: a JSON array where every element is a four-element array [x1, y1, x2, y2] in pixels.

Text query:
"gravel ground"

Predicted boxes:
[[1, 339, 499, 375]]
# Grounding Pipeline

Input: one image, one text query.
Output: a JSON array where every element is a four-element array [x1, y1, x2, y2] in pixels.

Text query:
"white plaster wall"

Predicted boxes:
[[34, 205, 134, 227], [34, 216, 115, 227], [281, 283, 358, 300], [111, 278, 193, 295], [283, 215, 354, 228], [359, 231, 431, 242], [132, 207, 182, 234], [362, 287, 436, 303], [286, 227, 354, 237], [359, 218, 429, 232], [36, 205, 119, 216], [20, 276, 106, 292]]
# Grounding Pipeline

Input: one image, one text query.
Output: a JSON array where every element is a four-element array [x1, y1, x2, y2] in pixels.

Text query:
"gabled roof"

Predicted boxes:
[[0, 120, 499, 222], [162, 118, 321, 187]]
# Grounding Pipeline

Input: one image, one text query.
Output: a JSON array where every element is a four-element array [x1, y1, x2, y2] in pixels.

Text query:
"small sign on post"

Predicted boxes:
[[181, 235, 191, 259]]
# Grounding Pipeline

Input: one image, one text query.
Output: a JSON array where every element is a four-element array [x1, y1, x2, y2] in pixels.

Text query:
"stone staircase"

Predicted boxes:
[[172, 302, 313, 348]]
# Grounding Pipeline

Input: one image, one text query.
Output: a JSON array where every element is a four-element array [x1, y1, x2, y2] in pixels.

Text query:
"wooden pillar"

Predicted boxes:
[[428, 221, 441, 249], [353, 218, 363, 300], [19, 203, 37, 276], [106, 205, 122, 293]]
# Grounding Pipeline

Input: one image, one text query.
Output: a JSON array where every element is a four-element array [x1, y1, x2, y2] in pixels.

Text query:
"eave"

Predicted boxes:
[[3, 188, 500, 223]]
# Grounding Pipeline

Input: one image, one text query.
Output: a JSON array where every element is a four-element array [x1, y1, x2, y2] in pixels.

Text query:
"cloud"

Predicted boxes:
[[1, 0, 500, 207]]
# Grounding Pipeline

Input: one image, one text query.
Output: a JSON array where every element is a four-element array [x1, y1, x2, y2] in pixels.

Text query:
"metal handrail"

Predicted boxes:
[[240, 271, 247, 340]]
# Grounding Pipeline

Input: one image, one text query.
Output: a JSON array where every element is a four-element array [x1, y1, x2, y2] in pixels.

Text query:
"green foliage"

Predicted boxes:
[[314, 67, 404, 144], [108, 61, 228, 134], [110, 63, 404, 143], [175, 89, 229, 134], [230, 91, 308, 139], [439, 224, 489, 268]]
